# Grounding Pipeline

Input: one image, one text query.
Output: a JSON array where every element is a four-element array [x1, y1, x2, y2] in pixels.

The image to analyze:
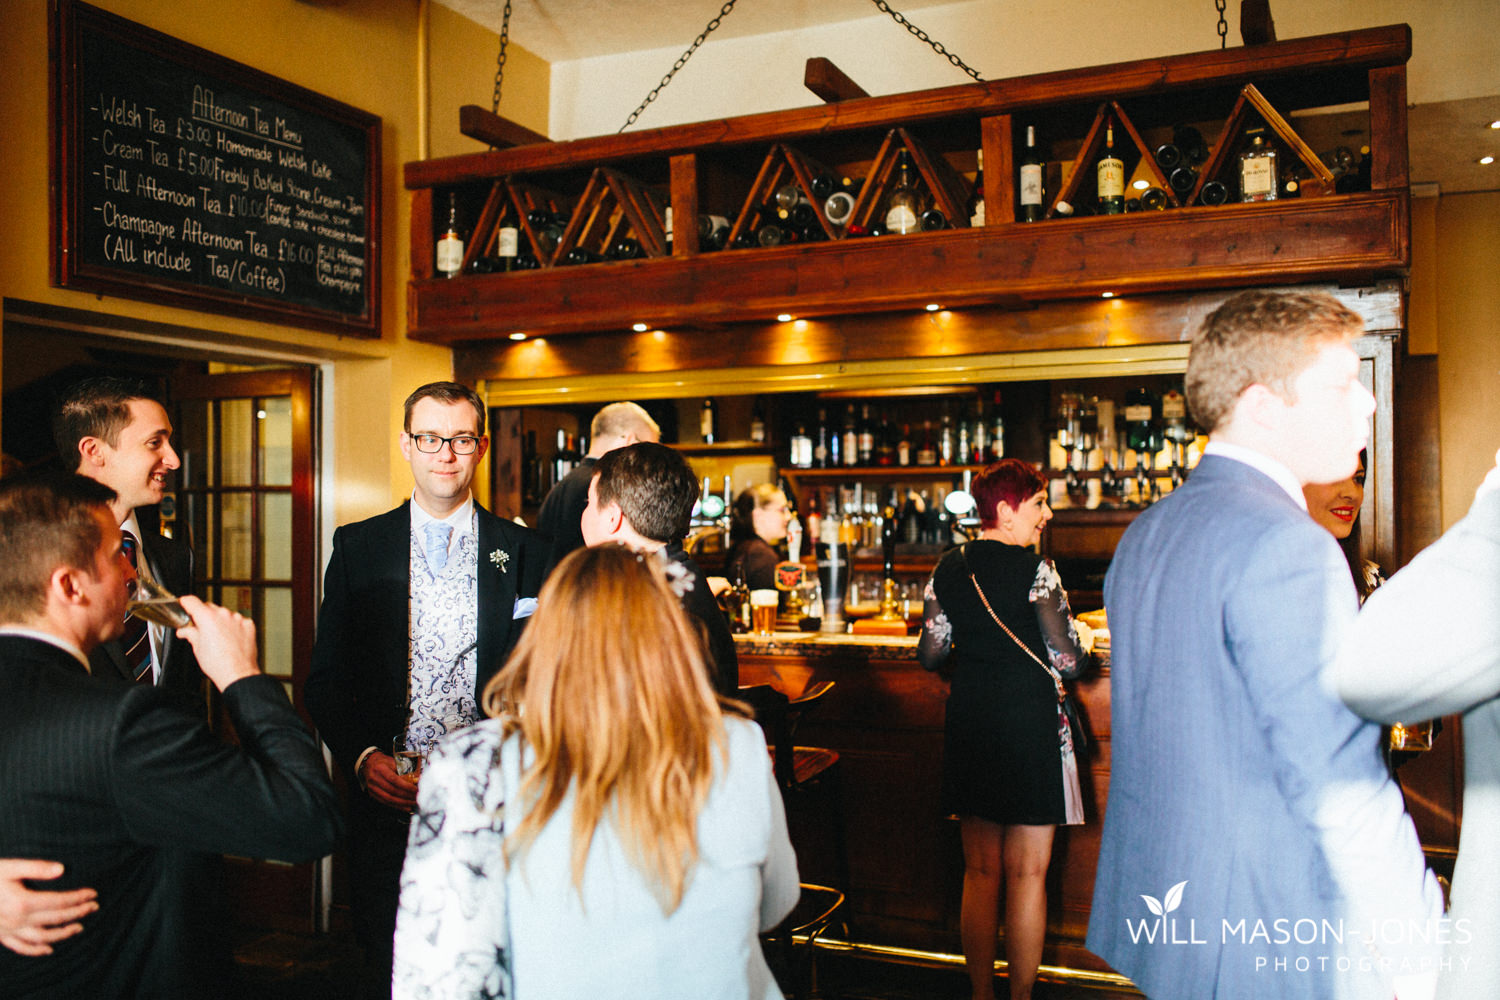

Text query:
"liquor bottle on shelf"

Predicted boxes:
[[814, 408, 831, 468], [841, 404, 858, 467], [884, 149, 924, 235], [990, 390, 1005, 460], [1123, 387, 1163, 503], [1018, 126, 1045, 223], [700, 397, 717, 445], [916, 421, 938, 466], [857, 404, 875, 465], [969, 148, 985, 227], [1096, 122, 1125, 216], [1096, 397, 1121, 496], [788, 423, 813, 468], [552, 429, 580, 487], [437, 191, 466, 278], [496, 224, 520, 271], [938, 410, 955, 466], [1161, 388, 1195, 488], [876, 411, 896, 467], [897, 424, 913, 467], [971, 401, 989, 464], [1238, 131, 1279, 203], [663, 206, 674, 253], [750, 398, 767, 444], [956, 419, 971, 468]]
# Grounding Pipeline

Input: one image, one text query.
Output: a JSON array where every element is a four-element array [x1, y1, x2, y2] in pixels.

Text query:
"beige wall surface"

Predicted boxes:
[[0, 0, 546, 521]]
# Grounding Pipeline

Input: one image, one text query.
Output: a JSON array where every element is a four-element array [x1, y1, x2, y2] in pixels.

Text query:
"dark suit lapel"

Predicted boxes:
[[475, 506, 518, 686]]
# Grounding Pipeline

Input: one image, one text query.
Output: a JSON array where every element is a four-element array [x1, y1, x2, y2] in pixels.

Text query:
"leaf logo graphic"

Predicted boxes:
[[1140, 880, 1188, 917]]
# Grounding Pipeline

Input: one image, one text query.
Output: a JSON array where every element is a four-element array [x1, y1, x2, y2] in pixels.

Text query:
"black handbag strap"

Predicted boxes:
[[960, 543, 1067, 704]]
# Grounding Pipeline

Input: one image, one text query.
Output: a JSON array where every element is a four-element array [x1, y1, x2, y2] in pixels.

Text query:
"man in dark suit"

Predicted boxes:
[[1086, 291, 1443, 999], [0, 473, 340, 999], [53, 376, 204, 717], [305, 381, 548, 998], [579, 441, 738, 695], [536, 400, 659, 563]]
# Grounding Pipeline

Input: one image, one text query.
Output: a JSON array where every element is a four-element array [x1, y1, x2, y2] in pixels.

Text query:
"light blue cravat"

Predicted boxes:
[[423, 521, 453, 573]]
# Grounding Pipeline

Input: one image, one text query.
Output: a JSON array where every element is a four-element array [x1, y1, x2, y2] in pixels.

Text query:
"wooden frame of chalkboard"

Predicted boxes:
[[51, 0, 382, 338]]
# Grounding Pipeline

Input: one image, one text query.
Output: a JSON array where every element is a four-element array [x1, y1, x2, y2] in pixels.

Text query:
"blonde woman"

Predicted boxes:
[[392, 545, 799, 999]]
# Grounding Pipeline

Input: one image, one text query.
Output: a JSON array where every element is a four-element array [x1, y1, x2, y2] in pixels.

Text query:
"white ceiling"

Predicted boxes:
[[437, 0, 956, 62], [436, 0, 1500, 194]]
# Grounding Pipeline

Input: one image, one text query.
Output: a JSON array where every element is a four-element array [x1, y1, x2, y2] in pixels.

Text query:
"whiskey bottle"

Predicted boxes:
[[1238, 132, 1278, 203], [700, 398, 717, 445], [1096, 123, 1125, 216]]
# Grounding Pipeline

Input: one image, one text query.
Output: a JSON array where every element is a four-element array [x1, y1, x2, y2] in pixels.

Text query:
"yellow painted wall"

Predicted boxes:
[[1434, 190, 1500, 527], [0, 0, 547, 522]]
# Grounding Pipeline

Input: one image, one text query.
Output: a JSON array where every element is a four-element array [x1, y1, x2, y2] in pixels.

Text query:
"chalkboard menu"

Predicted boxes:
[[53, 1, 381, 337]]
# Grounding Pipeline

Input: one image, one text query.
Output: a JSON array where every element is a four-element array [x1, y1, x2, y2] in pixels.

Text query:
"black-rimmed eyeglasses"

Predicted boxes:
[[410, 433, 482, 455]]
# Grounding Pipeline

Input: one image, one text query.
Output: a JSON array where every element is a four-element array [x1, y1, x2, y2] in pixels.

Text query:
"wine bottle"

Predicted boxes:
[[897, 424, 913, 467], [605, 237, 643, 260], [1140, 187, 1170, 211], [700, 398, 717, 445], [774, 184, 805, 214], [437, 191, 465, 277], [1168, 165, 1199, 197], [788, 424, 812, 468], [561, 248, 602, 266], [663, 206, 674, 253], [1153, 143, 1182, 171], [1199, 180, 1229, 206], [1097, 122, 1125, 215], [824, 191, 856, 228], [750, 399, 767, 444], [1018, 126, 1045, 223], [813, 408, 831, 468], [884, 149, 924, 235], [810, 173, 837, 200], [938, 410, 955, 466], [969, 147, 986, 227], [919, 208, 948, 231], [497, 224, 520, 271], [756, 224, 797, 247], [1174, 125, 1208, 166], [1238, 131, 1278, 203]]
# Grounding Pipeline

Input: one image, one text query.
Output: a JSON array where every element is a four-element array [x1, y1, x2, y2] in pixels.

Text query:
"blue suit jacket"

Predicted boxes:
[[1086, 455, 1441, 999]]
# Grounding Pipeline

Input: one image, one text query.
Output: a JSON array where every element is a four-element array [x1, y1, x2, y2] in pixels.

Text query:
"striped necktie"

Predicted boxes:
[[121, 531, 153, 684]]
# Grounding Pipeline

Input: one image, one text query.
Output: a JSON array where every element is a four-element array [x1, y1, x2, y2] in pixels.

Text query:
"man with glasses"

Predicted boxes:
[[306, 381, 548, 999]]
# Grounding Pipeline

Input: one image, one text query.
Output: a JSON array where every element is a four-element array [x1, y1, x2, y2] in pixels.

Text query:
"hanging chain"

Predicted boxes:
[[1215, 0, 1228, 48], [490, 0, 514, 116], [868, 0, 984, 82], [618, 0, 740, 133]]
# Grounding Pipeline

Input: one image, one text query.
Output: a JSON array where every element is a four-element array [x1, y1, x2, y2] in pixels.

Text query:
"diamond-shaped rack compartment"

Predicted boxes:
[[729, 143, 842, 246], [548, 167, 668, 265], [1047, 101, 1176, 219], [504, 179, 570, 267], [1190, 83, 1337, 203], [848, 128, 978, 233]]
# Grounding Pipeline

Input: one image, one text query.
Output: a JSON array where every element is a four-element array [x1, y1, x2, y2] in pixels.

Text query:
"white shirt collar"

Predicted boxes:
[[1203, 440, 1307, 510], [0, 626, 91, 671], [409, 493, 475, 536]]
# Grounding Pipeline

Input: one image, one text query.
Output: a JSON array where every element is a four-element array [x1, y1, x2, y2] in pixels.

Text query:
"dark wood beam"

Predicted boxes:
[[804, 57, 870, 103], [458, 105, 551, 149], [1241, 0, 1277, 45]]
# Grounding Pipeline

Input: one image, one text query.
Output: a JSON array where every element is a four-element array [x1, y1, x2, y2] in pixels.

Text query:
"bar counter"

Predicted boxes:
[[735, 630, 1117, 977]]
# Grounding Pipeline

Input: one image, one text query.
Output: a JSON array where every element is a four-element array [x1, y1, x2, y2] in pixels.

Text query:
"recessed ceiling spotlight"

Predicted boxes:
[[1101, 291, 1115, 299], [1489, 120, 1500, 129], [1481, 156, 1496, 166], [1132, 179, 1150, 191], [776, 313, 793, 322], [508, 332, 527, 341], [631, 322, 649, 332], [925, 303, 942, 312]]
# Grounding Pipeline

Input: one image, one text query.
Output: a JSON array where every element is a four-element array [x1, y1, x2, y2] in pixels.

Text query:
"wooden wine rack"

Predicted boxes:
[[405, 25, 1410, 345]]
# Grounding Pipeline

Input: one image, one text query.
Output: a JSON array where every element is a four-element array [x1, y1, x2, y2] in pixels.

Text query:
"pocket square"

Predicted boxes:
[[512, 597, 537, 620]]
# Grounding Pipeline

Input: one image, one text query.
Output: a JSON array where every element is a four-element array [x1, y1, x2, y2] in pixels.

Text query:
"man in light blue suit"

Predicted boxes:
[[1087, 291, 1445, 1000]]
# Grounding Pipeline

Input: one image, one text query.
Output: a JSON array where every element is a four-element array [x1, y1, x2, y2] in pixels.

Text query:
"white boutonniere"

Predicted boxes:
[[490, 549, 509, 572]]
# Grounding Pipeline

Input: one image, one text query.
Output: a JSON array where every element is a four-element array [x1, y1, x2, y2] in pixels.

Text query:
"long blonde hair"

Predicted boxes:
[[482, 545, 738, 912]]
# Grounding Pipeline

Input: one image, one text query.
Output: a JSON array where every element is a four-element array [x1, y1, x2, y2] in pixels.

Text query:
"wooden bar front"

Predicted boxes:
[[736, 633, 1115, 974]]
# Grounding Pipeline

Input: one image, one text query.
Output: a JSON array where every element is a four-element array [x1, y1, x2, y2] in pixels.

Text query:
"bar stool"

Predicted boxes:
[[741, 682, 848, 998]]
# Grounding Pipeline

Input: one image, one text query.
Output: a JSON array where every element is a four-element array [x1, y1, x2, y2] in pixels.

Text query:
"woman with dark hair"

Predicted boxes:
[[392, 545, 799, 999], [1303, 449, 1383, 601], [918, 458, 1090, 1000], [725, 483, 792, 591]]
